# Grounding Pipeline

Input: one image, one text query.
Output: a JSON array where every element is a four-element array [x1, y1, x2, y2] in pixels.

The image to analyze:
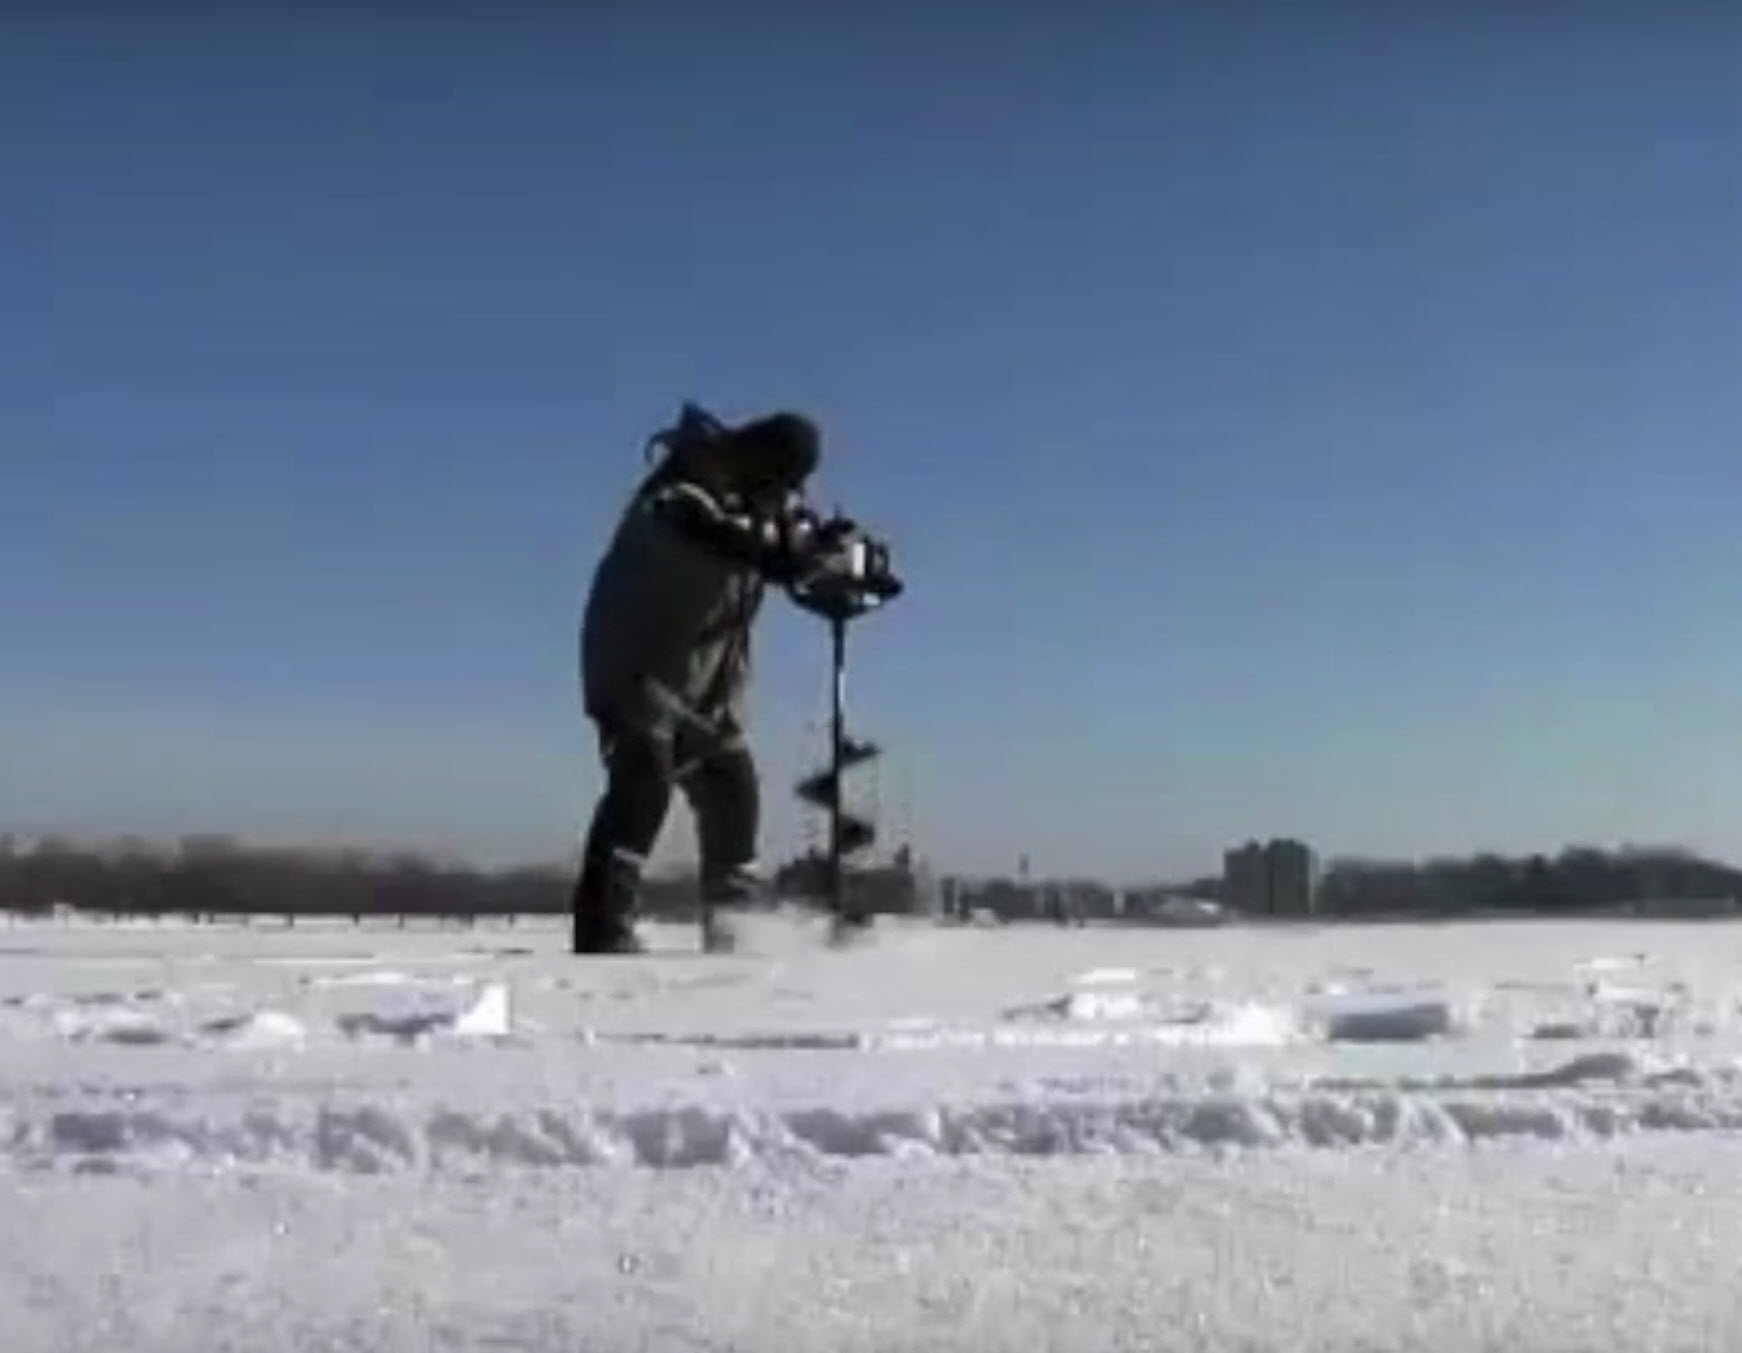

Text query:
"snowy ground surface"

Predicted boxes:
[[4, 910, 1742, 1351]]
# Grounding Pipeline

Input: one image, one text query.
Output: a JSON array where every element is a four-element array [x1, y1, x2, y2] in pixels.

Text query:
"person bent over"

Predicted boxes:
[[572, 405, 839, 955]]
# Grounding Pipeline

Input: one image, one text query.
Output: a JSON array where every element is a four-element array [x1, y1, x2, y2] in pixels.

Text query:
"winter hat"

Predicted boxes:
[[730, 411, 821, 489]]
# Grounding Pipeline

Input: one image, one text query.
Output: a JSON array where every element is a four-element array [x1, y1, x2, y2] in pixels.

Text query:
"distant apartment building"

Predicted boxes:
[[1268, 838, 1320, 915], [1223, 838, 1320, 916], [1223, 841, 1270, 913]]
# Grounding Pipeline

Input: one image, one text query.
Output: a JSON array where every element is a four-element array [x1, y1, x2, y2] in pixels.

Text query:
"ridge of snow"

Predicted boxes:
[[11, 1050, 1742, 1177]]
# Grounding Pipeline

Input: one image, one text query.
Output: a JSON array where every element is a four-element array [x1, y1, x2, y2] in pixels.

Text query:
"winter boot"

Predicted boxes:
[[698, 861, 763, 954], [571, 847, 647, 956], [828, 910, 876, 948]]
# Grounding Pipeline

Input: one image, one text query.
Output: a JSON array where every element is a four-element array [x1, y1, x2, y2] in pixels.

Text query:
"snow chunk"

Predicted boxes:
[[336, 982, 512, 1044], [198, 1010, 309, 1051], [1526, 1051, 1642, 1087], [1073, 968, 1141, 986], [1578, 954, 1649, 975], [1005, 989, 1151, 1023], [1529, 1021, 1591, 1042], [453, 983, 512, 1039], [1312, 993, 1458, 1044], [1187, 1001, 1301, 1048], [879, 1001, 1300, 1051], [306, 970, 423, 989], [1584, 979, 1688, 1038], [53, 1006, 171, 1047]]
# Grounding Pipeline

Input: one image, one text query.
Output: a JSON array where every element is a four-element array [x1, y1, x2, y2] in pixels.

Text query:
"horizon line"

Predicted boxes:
[[2, 827, 1731, 884]]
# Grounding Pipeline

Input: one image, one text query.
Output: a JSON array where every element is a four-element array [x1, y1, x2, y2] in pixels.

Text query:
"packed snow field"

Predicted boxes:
[[4, 910, 1742, 1351]]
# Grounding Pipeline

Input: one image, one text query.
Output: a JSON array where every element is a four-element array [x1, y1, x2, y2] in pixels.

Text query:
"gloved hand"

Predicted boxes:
[[760, 502, 831, 584]]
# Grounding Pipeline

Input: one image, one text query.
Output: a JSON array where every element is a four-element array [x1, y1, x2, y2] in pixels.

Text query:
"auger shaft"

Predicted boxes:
[[794, 614, 882, 927], [827, 613, 848, 920]]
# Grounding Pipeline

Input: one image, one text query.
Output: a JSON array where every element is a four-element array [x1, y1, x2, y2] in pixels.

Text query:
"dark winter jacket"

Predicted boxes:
[[581, 478, 817, 741]]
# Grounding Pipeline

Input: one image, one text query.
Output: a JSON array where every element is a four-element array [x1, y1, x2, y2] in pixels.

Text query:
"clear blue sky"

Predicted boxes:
[[6, 7, 1742, 881]]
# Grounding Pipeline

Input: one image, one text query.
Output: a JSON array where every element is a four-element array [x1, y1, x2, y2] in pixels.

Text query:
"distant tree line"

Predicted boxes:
[[0, 835, 925, 923], [1314, 846, 1742, 918], [2, 835, 1737, 925], [0, 835, 654, 923]]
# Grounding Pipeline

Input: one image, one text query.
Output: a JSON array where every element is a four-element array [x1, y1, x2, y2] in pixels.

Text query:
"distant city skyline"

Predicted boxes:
[[7, 9, 1742, 880]]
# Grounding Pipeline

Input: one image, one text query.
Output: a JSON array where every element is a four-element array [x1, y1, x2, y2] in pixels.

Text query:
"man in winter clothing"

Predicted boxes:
[[572, 406, 841, 954]]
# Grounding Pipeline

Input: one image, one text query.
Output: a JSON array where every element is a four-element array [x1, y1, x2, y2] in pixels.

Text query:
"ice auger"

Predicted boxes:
[[788, 521, 903, 938]]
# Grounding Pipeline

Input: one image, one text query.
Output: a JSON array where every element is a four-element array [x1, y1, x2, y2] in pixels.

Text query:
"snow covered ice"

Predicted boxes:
[[4, 912, 1742, 1350]]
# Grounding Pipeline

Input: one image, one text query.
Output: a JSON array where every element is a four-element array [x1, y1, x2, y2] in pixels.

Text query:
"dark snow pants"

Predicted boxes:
[[571, 708, 760, 939]]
